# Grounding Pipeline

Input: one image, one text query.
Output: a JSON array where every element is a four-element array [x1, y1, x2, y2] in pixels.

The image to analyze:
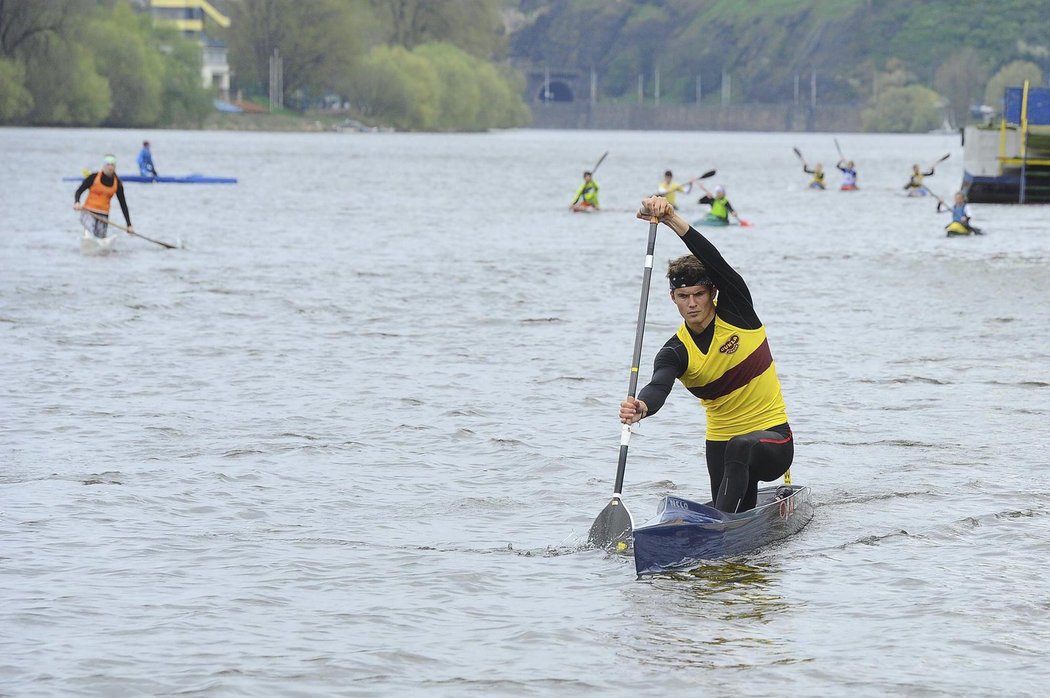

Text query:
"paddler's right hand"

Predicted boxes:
[[637, 195, 673, 222], [619, 397, 648, 424], [73, 201, 82, 210]]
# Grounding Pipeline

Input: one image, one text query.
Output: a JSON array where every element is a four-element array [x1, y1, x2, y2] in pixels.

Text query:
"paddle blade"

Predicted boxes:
[[588, 496, 633, 550], [698, 168, 716, 180], [592, 151, 609, 173], [792, 147, 803, 160], [738, 218, 752, 227]]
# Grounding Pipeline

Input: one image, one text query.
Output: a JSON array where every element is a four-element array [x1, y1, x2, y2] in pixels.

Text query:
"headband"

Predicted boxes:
[[669, 272, 712, 289]]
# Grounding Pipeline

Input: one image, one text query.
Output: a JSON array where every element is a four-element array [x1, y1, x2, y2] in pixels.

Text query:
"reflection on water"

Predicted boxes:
[[625, 561, 795, 671]]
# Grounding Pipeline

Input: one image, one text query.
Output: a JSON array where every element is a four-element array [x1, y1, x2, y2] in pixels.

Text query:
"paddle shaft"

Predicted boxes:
[[611, 217, 659, 495], [591, 151, 609, 174], [82, 209, 175, 249], [928, 153, 950, 171], [834, 138, 844, 161]]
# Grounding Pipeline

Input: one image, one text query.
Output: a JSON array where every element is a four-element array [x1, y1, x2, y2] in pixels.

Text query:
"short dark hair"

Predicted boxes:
[[667, 254, 712, 288], [664, 170, 673, 177]]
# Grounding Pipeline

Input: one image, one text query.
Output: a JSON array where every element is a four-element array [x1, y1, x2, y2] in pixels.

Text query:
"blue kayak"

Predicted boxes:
[[632, 484, 813, 575], [63, 173, 237, 184]]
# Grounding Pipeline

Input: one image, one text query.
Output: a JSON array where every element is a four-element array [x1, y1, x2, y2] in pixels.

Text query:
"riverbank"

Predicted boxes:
[[200, 111, 352, 132]]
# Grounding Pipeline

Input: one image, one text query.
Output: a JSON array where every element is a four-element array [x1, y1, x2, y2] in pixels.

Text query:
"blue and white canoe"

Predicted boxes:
[[64, 173, 237, 184], [632, 485, 813, 576]]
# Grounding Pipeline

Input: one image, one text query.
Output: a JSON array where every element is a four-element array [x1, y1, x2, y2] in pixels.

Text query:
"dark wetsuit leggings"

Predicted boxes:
[[705, 423, 793, 513]]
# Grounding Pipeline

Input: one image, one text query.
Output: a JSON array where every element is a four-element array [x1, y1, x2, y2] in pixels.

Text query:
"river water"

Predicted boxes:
[[2, 126, 1049, 696]]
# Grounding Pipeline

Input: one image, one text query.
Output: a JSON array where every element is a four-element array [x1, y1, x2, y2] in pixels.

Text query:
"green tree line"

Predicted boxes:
[[0, 0, 529, 131], [510, 0, 1049, 132], [0, 0, 211, 126], [222, 0, 528, 131]]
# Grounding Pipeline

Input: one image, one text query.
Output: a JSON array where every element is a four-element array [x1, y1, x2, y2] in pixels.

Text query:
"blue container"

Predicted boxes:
[[1004, 86, 1050, 125]]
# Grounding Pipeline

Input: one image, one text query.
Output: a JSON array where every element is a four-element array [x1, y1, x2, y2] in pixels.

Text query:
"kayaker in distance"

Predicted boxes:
[[656, 170, 693, 205], [570, 170, 600, 212], [803, 161, 826, 189], [137, 141, 159, 179], [837, 159, 858, 190], [619, 195, 794, 514], [696, 183, 741, 226], [903, 163, 934, 196], [937, 191, 981, 236], [73, 154, 134, 238]]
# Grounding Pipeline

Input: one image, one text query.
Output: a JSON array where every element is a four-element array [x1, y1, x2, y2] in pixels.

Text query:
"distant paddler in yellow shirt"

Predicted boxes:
[[904, 163, 935, 196], [803, 162, 825, 190], [570, 171, 600, 212], [656, 170, 693, 205]]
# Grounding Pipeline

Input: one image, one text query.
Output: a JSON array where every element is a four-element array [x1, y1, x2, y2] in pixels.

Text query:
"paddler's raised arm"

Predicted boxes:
[[637, 195, 755, 315]]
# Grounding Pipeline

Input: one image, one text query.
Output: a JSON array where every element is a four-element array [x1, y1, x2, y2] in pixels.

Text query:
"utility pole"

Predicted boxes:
[[268, 48, 283, 112]]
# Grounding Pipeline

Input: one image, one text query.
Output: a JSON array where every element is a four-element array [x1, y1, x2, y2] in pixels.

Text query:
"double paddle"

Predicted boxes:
[[591, 151, 608, 174]]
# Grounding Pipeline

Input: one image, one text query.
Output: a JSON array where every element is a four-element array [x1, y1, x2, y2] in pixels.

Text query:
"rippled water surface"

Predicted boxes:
[[3, 126, 1050, 696]]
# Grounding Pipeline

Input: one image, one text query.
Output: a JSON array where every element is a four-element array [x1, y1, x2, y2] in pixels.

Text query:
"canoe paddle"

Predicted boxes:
[[792, 147, 805, 163], [929, 153, 950, 171], [82, 209, 177, 249], [591, 151, 609, 174], [693, 168, 717, 183], [588, 214, 660, 551], [834, 138, 845, 162]]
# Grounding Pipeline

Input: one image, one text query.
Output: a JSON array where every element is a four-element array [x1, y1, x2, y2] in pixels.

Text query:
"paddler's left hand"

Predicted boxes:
[[126, 225, 135, 234]]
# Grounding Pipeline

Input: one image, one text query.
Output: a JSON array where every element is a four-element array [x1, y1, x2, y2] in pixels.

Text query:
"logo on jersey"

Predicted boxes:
[[719, 334, 740, 354]]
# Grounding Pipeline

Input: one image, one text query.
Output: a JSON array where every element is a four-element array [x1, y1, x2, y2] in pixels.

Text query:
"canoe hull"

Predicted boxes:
[[64, 174, 236, 184], [80, 231, 118, 256], [693, 214, 731, 227], [945, 221, 978, 236], [632, 485, 813, 575]]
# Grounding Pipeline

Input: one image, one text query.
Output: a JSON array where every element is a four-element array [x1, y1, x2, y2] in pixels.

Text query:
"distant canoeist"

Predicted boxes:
[[656, 170, 693, 205], [904, 163, 934, 195], [837, 159, 858, 190], [73, 154, 134, 238], [570, 170, 600, 212], [137, 140, 159, 179], [803, 162, 826, 190], [695, 183, 740, 225], [937, 191, 981, 236], [619, 195, 794, 514]]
